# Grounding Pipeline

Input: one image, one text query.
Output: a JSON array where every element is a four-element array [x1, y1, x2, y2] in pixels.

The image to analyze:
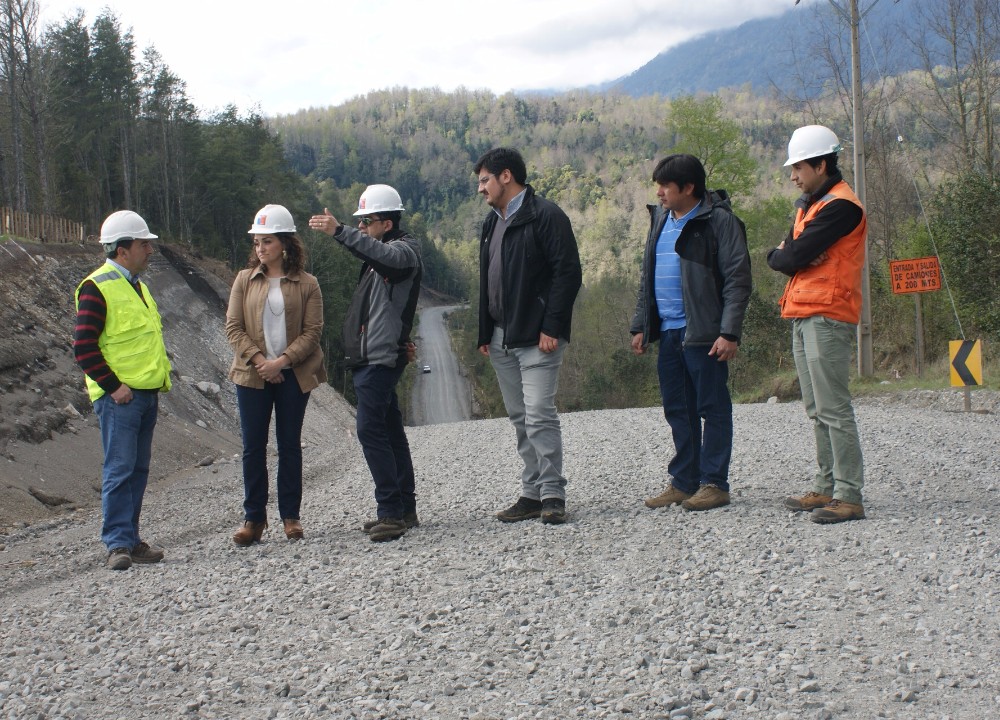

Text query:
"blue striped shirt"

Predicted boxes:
[[654, 201, 701, 330]]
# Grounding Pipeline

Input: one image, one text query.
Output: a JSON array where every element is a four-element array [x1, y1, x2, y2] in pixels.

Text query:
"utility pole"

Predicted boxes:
[[817, 0, 875, 376], [850, 0, 874, 377]]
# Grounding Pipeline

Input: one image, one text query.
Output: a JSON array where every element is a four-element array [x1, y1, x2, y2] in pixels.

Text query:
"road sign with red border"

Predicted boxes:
[[889, 256, 941, 294]]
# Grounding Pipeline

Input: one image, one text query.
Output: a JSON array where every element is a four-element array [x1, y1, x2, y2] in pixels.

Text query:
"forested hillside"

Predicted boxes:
[[271, 13, 1000, 411], [2, 0, 997, 418]]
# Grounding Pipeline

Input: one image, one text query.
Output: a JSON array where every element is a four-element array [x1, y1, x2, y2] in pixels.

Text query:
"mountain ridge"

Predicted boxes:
[[609, 0, 927, 99]]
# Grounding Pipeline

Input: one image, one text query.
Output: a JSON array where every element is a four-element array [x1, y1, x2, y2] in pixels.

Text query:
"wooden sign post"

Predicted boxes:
[[889, 256, 942, 377]]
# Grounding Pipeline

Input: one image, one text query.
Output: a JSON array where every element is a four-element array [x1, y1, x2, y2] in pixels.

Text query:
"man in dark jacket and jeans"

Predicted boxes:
[[475, 148, 582, 525], [631, 154, 752, 512], [310, 184, 421, 542]]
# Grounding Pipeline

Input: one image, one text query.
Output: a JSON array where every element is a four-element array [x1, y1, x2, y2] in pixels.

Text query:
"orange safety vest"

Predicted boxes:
[[779, 180, 867, 323]]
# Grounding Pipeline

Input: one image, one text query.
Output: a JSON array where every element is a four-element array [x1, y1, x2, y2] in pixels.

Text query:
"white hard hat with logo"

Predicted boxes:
[[248, 204, 296, 235], [100, 210, 158, 245], [353, 184, 405, 216], [784, 125, 843, 166]]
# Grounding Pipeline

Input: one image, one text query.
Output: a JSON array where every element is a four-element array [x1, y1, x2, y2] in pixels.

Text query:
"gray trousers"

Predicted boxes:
[[792, 315, 865, 504], [488, 327, 568, 501]]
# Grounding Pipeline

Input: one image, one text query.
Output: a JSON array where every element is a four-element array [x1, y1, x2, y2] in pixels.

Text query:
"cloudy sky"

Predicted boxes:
[[38, 0, 809, 116]]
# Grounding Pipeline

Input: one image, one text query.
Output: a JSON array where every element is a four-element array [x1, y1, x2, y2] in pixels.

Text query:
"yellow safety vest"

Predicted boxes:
[[75, 263, 172, 402]]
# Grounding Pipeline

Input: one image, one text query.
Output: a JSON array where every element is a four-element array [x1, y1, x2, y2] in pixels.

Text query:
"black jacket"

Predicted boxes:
[[766, 171, 864, 276], [631, 190, 752, 347], [477, 185, 582, 348]]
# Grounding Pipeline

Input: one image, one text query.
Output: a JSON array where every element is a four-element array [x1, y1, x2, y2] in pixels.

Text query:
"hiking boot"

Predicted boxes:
[[368, 518, 407, 542], [644, 485, 692, 509], [784, 491, 833, 512], [233, 520, 267, 546], [107, 547, 132, 571], [496, 497, 543, 523], [363, 511, 419, 534], [131, 541, 164, 564], [682, 485, 731, 511], [282, 519, 304, 541], [810, 500, 865, 524], [540, 498, 567, 525]]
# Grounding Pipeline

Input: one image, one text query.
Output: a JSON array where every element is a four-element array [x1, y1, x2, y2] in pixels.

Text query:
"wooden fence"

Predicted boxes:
[[0, 207, 85, 243]]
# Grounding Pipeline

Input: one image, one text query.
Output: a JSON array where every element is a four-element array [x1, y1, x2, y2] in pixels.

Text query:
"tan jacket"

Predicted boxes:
[[225, 267, 327, 392]]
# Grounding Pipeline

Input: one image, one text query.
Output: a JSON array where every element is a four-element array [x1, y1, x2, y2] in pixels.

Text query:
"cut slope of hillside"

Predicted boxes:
[[0, 238, 355, 532]]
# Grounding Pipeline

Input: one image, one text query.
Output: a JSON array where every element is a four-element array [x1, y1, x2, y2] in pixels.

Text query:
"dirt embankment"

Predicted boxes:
[[0, 238, 294, 532]]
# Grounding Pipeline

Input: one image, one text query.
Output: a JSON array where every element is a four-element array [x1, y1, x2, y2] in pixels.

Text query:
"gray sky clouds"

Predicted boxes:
[[39, 0, 807, 115]]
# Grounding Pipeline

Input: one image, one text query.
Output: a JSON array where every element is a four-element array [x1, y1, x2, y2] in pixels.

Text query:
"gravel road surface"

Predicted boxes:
[[1, 389, 998, 720]]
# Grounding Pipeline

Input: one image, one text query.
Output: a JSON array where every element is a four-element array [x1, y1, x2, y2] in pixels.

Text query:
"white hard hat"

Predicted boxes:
[[353, 184, 405, 216], [784, 125, 843, 166], [248, 204, 296, 235], [100, 210, 157, 245]]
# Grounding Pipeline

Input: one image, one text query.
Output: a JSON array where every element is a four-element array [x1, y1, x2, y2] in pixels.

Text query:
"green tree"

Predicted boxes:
[[90, 11, 138, 211], [189, 107, 309, 263], [137, 47, 198, 240], [41, 11, 97, 224], [0, 0, 46, 211], [665, 95, 758, 199], [930, 172, 1000, 340]]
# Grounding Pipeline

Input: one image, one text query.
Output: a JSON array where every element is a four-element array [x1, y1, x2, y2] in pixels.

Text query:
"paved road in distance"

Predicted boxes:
[[411, 304, 471, 425]]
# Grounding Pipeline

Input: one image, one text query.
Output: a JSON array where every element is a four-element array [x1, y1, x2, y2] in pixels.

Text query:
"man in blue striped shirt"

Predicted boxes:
[[630, 155, 752, 512]]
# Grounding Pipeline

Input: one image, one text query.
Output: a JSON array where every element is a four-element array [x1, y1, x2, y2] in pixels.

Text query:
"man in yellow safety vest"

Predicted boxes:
[[74, 210, 172, 570]]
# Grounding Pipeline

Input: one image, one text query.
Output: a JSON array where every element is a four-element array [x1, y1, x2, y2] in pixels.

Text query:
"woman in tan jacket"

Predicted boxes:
[[225, 204, 326, 545]]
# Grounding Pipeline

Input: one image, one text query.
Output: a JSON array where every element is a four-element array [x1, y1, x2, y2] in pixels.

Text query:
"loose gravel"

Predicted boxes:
[[1, 389, 998, 720]]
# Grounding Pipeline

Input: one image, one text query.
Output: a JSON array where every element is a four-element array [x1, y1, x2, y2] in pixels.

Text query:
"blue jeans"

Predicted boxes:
[[792, 316, 865, 503], [488, 327, 568, 501], [236, 370, 311, 522], [95, 390, 159, 551], [657, 327, 733, 493], [353, 364, 416, 520]]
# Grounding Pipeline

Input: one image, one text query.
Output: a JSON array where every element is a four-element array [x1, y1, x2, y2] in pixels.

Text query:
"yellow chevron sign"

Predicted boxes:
[[949, 340, 983, 386]]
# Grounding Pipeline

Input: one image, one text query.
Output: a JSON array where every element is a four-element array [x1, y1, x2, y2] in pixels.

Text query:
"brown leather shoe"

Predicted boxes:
[[368, 518, 407, 542], [282, 519, 304, 540], [644, 485, 692, 509], [681, 485, 731, 511], [810, 499, 866, 524], [233, 520, 267, 546], [363, 512, 419, 533], [784, 491, 833, 512], [131, 541, 164, 564]]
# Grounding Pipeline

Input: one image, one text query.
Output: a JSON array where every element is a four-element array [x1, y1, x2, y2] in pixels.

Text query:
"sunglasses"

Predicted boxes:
[[359, 217, 383, 226]]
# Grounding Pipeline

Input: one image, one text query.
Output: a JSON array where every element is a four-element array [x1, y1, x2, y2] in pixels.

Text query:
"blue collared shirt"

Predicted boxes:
[[654, 201, 701, 330], [495, 187, 527, 221], [108, 258, 138, 285]]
